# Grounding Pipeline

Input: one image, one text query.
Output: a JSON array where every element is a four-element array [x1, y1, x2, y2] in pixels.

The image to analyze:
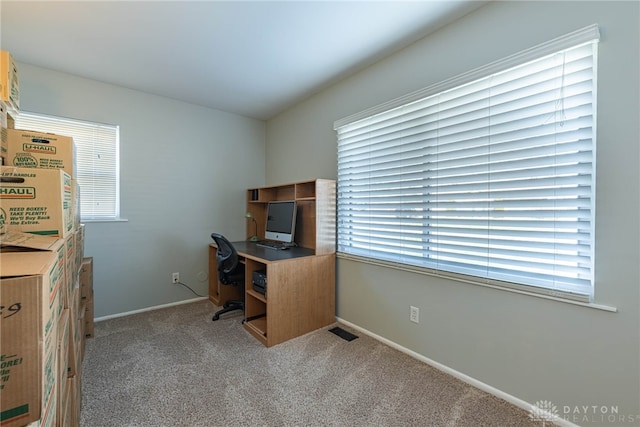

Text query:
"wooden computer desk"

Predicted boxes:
[[209, 179, 337, 347], [209, 241, 335, 347]]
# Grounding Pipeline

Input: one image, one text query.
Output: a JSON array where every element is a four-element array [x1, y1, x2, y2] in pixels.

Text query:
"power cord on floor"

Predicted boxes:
[[177, 281, 206, 298]]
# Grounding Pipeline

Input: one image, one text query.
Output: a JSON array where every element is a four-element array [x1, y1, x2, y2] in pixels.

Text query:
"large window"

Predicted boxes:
[[14, 112, 120, 221], [335, 25, 599, 302]]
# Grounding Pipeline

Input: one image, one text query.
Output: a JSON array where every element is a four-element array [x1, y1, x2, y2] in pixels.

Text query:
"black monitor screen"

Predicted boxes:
[[265, 201, 297, 243]]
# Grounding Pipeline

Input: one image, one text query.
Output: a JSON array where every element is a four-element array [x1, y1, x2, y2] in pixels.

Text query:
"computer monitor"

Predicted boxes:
[[264, 200, 297, 243]]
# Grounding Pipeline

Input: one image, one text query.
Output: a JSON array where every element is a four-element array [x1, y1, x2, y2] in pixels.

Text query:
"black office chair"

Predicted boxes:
[[211, 233, 245, 321]]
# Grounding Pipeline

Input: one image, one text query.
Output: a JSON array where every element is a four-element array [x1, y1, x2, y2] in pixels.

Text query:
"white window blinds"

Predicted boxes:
[[13, 112, 120, 220], [335, 25, 599, 301]]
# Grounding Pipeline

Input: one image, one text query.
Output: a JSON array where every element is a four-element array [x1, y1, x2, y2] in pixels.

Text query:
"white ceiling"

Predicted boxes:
[[0, 1, 485, 120]]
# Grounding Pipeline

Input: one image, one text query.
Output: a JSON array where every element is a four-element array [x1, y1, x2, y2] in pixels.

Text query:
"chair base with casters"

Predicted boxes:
[[212, 299, 244, 321]]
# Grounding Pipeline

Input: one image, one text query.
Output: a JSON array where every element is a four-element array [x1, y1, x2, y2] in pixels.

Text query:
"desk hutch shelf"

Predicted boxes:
[[246, 179, 336, 255]]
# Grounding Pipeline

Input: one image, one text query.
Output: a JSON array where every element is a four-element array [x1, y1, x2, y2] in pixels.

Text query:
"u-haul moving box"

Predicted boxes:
[[0, 235, 64, 427], [0, 166, 72, 238], [0, 50, 19, 112], [6, 129, 76, 178]]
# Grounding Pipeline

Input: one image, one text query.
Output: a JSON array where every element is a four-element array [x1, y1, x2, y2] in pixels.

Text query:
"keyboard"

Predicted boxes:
[[256, 241, 290, 250]]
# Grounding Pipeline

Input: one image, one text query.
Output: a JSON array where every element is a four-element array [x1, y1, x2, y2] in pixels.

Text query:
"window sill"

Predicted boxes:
[[337, 253, 618, 313], [81, 217, 129, 223]]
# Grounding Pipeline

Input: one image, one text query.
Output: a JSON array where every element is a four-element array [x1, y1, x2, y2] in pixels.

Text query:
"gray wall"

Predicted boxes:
[[266, 0, 639, 420], [14, 0, 639, 419], [19, 64, 266, 318]]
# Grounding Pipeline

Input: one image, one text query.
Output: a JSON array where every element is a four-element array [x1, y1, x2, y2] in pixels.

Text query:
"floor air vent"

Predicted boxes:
[[329, 326, 358, 342]]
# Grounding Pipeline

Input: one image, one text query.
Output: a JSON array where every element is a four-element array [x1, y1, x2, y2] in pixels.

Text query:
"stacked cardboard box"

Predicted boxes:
[[0, 53, 89, 424], [0, 235, 87, 427], [0, 50, 19, 112], [5, 129, 77, 178], [1, 101, 9, 164], [80, 257, 94, 339], [0, 49, 19, 166], [1, 101, 16, 167], [0, 234, 64, 427], [0, 167, 73, 238]]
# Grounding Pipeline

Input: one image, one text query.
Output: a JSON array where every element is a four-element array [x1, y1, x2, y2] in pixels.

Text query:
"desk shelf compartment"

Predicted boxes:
[[295, 181, 316, 200], [244, 316, 267, 344], [248, 184, 295, 203], [247, 180, 318, 203], [244, 293, 267, 344], [247, 288, 266, 303], [244, 260, 268, 344]]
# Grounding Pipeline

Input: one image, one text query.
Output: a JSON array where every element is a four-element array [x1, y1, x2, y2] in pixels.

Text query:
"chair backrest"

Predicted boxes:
[[210, 232, 241, 284]]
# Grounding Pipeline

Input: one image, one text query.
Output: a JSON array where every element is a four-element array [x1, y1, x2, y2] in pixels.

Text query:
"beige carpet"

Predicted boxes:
[[80, 300, 548, 426]]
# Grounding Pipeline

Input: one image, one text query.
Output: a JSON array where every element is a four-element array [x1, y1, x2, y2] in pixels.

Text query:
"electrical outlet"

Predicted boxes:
[[172, 272, 179, 284], [410, 306, 419, 323]]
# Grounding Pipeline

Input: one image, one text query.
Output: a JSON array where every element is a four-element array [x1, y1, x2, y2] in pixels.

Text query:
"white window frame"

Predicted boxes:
[[335, 25, 600, 303], [13, 112, 121, 221]]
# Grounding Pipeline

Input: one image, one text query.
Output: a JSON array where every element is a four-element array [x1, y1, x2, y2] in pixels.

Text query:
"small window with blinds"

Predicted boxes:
[[335, 25, 599, 301], [13, 112, 120, 221]]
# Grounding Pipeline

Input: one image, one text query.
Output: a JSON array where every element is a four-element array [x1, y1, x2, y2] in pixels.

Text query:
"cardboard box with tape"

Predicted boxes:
[[0, 233, 64, 427], [0, 166, 73, 237], [6, 129, 76, 178], [0, 50, 19, 112]]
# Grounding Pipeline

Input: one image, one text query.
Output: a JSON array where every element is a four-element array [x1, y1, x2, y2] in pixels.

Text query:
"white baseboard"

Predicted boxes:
[[335, 317, 579, 427], [94, 297, 209, 322]]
